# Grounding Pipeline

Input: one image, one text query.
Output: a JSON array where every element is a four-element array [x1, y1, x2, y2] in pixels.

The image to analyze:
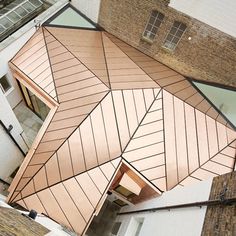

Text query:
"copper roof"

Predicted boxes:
[[8, 26, 236, 235]]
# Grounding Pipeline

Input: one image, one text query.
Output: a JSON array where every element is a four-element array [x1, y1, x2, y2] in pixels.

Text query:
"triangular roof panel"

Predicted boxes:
[[11, 28, 58, 102], [45, 26, 110, 88]]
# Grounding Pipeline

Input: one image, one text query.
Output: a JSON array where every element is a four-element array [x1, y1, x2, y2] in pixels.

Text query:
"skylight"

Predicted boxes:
[[194, 81, 236, 127], [0, 0, 43, 41], [49, 6, 96, 29]]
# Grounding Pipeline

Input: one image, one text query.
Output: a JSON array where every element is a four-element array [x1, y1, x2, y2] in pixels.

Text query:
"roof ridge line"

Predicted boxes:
[[42, 27, 59, 102], [10, 90, 110, 203], [44, 26, 110, 90], [102, 32, 161, 88]]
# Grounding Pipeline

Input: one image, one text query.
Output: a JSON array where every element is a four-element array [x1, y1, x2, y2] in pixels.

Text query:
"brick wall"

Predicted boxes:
[[201, 172, 236, 236], [0, 206, 49, 236], [98, 0, 236, 87]]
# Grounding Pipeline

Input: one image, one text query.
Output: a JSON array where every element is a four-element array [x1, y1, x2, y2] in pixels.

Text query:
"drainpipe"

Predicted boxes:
[[118, 197, 236, 216]]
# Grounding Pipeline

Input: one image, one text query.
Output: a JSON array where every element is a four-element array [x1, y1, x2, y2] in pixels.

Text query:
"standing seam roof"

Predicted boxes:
[[8, 26, 236, 235]]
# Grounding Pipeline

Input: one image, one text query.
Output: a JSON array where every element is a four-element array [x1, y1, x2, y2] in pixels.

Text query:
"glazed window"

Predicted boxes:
[[115, 185, 136, 198], [163, 21, 187, 50], [0, 75, 11, 93], [143, 10, 164, 40]]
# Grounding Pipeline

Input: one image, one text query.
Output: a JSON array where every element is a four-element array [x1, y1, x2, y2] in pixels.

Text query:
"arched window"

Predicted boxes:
[[163, 21, 187, 50], [143, 10, 164, 41]]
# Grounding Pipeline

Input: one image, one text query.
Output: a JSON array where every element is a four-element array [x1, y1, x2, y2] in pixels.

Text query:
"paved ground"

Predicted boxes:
[[13, 101, 43, 147], [86, 200, 120, 236]]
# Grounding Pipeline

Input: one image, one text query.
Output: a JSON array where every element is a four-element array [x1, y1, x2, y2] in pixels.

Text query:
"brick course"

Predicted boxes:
[[98, 0, 236, 87], [201, 172, 236, 236]]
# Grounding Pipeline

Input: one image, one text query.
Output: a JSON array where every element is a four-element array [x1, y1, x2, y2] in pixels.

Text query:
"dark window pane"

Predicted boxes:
[[115, 185, 135, 198], [172, 36, 179, 44], [166, 34, 173, 42], [149, 16, 156, 25], [170, 27, 177, 35], [175, 30, 184, 38], [0, 76, 11, 93], [158, 12, 165, 21], [151, 11, 158, 18], [152, 26, 158, 35], [111, 222, 122, 235], [143, 31, 148, 37], [146, 24, 152, 31], [154, 19, 162, 28], [173, 21, 181, 28], [180, 23, 187, 31]]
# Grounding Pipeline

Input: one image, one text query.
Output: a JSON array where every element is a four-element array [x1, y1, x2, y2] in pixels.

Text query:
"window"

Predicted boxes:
[[113, 199, 127, 207], [115, 185, 136, 198], [163, 21, 187, 50], [134, 218, 144, 236], [0, 75, 11, 93], [111, 222, 122, 235], [143, 10, 164, 40]]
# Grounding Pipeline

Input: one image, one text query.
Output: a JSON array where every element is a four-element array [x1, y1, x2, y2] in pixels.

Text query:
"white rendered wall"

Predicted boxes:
[[71, 0, 101, 23], [116, 179, 212, 236], [169, 0, 236, 37], [0, 125, 23, 183], [0, 90, 27, 182]]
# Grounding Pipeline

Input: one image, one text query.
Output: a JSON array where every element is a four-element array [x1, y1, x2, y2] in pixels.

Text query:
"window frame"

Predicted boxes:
[[114, 185, 136, 198], [0, 75, 12, 94], [162, 21, 187, 51], [142, 10, 164, 41]]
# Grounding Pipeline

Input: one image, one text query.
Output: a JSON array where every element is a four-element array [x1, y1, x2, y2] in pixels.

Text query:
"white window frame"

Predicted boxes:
[[143, 10, 164, 41], [163, 21, 187, 51]]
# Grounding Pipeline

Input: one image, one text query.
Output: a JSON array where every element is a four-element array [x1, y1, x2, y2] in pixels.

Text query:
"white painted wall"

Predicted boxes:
[[116, 179, 213, 236], [169, 0, 236, 37], [71, 0, 101, 23], [0, 90, 27, 182], [0, 125, 23, 183], [0, 90, 28, 153]]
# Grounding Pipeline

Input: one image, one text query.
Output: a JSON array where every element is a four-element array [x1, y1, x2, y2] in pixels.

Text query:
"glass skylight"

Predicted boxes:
[[194, 81, 236, 127], [49, 7, 95, 29], [0, 0, 43, 41]]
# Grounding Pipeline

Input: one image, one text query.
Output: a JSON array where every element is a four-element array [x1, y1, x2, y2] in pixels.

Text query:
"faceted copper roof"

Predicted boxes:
[[8, 26, 236, 235]]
